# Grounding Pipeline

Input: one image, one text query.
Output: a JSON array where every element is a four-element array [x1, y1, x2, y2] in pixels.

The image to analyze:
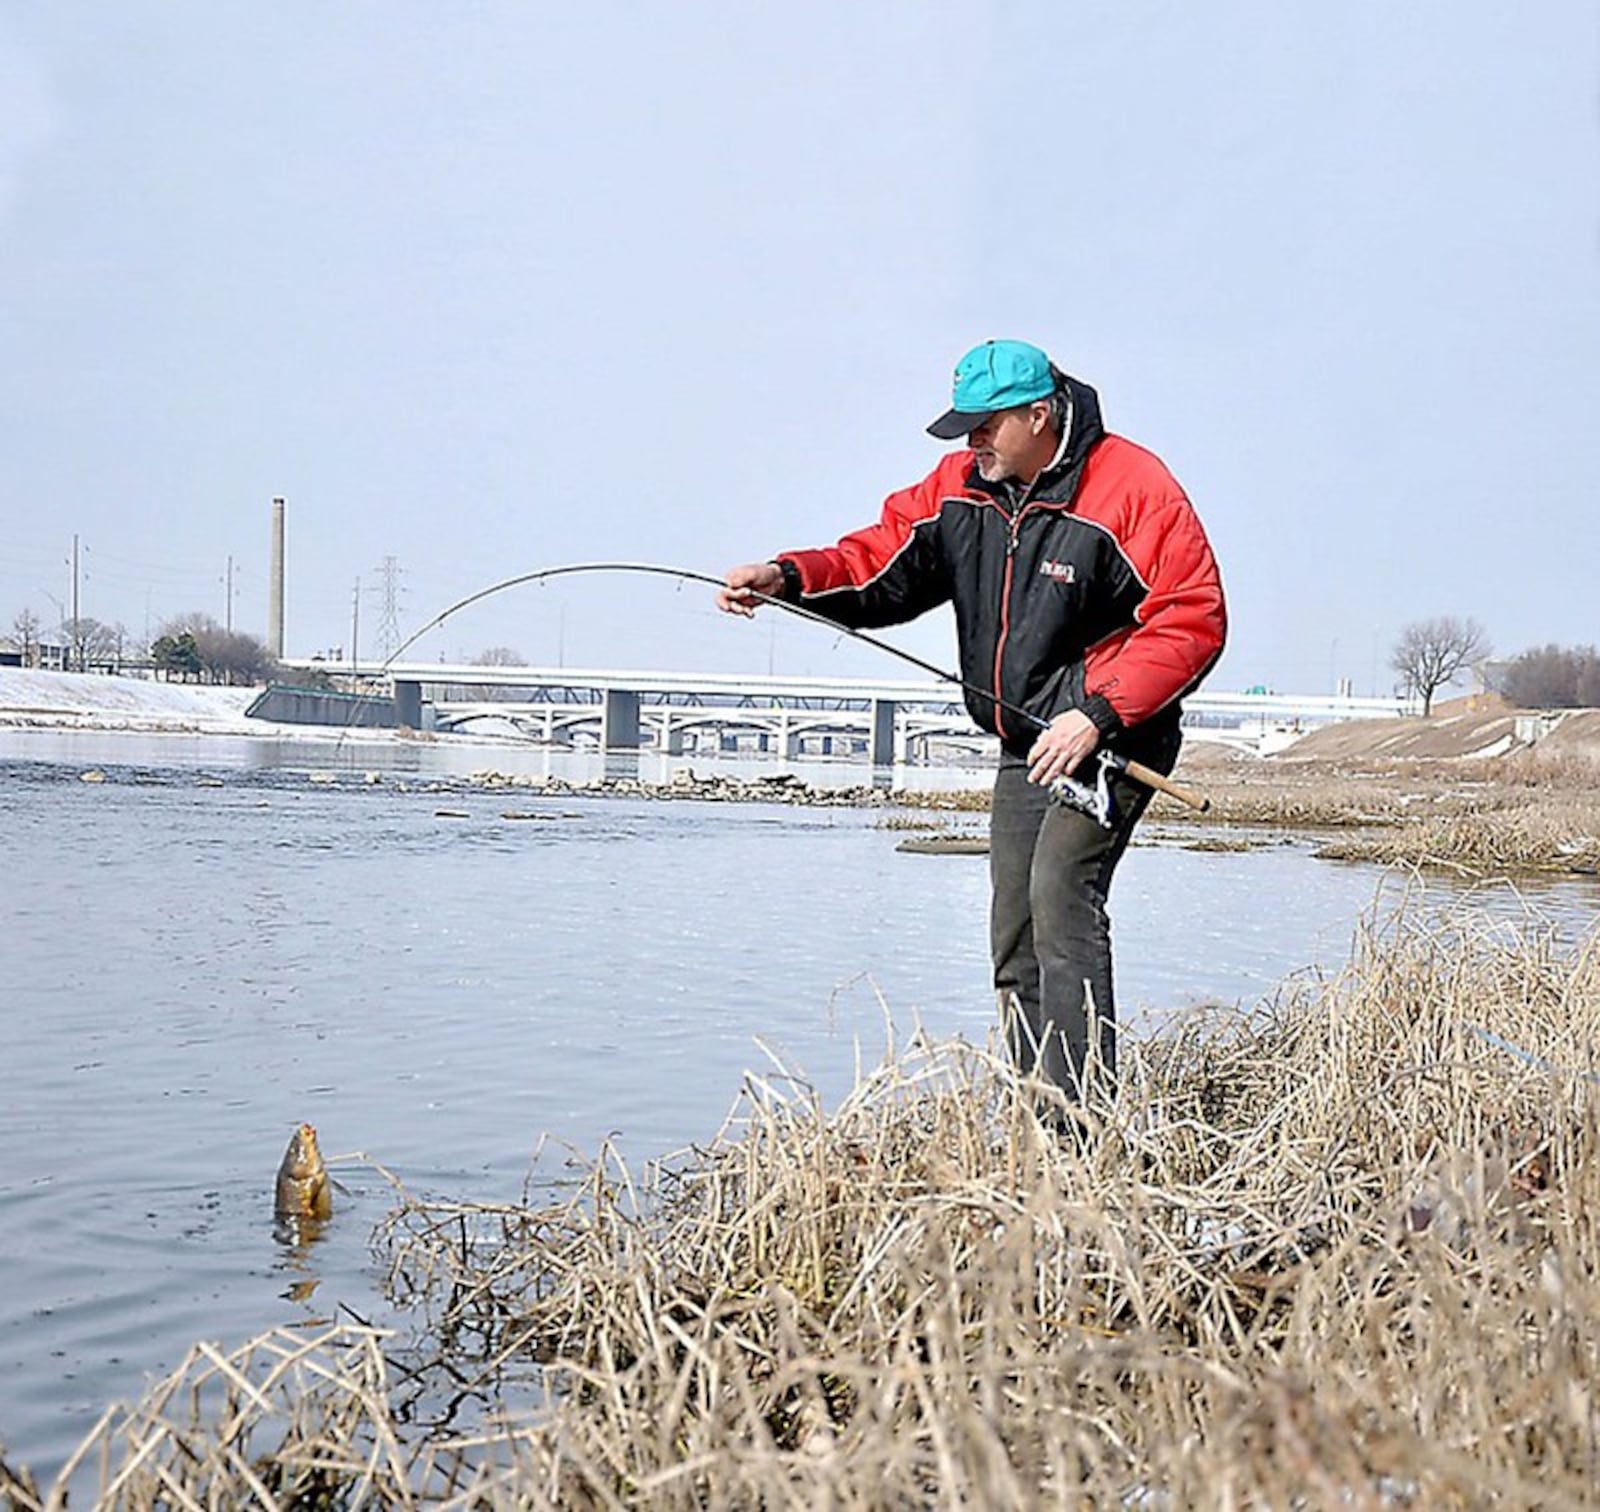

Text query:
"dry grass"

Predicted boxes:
[[1318, 798, 1600, 878], [1146, 753, 1600, 876], [877, 812, 952, 831], [893, 786, 991, 814], [9, 906, 1600, 1507], [0, 1326, 417, 1509], [894, 754, 1600, 875], [1482, 749, 1600, 791]]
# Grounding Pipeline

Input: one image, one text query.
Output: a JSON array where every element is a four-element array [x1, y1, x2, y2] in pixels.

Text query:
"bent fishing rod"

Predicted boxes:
[[380, 561, 1209, 818]]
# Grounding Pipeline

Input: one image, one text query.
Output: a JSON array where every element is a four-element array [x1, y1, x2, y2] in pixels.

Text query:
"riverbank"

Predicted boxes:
[[1155, 718, 1600, 877], [0, 667, 265, 733], [6, 902, 1597, 1507]]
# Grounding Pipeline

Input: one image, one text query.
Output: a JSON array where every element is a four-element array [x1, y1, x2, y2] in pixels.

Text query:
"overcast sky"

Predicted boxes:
[[2, 3, 1596, 695]]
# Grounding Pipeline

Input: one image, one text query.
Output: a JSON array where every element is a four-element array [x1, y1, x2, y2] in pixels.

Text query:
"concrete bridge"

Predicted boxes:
[[278, 660, 1416, 762]]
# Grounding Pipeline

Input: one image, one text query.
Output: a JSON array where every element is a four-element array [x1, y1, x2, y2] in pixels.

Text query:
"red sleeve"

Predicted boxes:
[[774, 455, 967, 629], [1081, 447, 1227, 730]]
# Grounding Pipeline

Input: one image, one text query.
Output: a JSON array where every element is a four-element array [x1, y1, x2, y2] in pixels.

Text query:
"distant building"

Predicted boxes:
[[0, 636, 70, 669], [1475, 658, 1512, 696]]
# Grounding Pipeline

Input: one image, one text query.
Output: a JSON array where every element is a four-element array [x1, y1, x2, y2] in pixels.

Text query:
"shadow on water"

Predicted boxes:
[[271, 1216, 329, 1303], [602, 749, 640, 784]]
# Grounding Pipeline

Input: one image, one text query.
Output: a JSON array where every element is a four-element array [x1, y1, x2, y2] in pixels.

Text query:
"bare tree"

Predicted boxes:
[[1391, 616, 1490, 715], [464, 645, 529, 702], [208, 628, 277, 686], [1503, 643, 1600, 709], [12, 608, 40, 666], [61, 616, 125, 672], [1581, 657, 1600, 709]]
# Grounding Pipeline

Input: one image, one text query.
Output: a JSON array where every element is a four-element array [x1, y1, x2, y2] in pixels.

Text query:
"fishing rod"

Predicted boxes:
[[384, 560, 1015, 713], [378, 561, 1209, 818]]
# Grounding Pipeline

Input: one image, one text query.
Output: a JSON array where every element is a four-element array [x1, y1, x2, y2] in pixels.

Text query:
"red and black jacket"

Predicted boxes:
[[776, 376, 1227, 759]]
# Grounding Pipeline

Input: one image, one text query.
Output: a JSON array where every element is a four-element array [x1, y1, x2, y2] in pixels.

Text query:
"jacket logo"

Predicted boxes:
[[1039, 559, 1076, 584]]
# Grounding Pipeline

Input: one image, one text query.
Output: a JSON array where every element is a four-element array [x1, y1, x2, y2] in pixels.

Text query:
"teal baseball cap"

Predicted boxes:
[[927, 339, 1057, 439]]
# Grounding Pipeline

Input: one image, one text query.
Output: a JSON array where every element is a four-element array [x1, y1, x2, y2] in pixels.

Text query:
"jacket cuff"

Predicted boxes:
[[1081, 693, 1125, 741], [773, 558, 803, 603]]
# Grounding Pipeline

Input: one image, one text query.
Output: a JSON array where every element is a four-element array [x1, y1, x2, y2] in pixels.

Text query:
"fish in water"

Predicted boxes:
[[274, 1122, 333, 1221]]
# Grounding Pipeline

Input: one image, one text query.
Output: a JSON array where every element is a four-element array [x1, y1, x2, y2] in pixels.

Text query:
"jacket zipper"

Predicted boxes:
[[985, 422, 1080, 742], [991, 508, 1025, 743]]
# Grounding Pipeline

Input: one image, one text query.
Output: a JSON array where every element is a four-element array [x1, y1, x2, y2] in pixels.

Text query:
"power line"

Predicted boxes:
[[371, 555, 406, 663]]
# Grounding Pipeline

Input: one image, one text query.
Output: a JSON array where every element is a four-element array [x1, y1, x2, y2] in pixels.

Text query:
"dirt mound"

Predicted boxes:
[[1275, 706, 1600, 768], [1172, 740, 1261, 772], [1526, 710, 1600, 773], [1277, 710, 1525, 763]]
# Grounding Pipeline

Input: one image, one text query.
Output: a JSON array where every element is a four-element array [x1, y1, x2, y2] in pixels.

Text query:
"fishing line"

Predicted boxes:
[[374, 560, 1049, 734]]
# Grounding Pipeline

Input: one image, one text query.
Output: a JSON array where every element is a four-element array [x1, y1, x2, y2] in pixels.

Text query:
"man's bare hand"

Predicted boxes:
[[717, 562, 785, 617], [1026, 709, 1100, 786]]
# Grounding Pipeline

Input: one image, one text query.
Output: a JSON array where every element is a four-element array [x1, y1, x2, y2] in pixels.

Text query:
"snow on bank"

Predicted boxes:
[[0, 668, 268, 733]]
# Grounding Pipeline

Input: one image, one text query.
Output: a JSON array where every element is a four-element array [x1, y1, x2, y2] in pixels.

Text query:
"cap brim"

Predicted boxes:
[[926, 408, 990, 441]]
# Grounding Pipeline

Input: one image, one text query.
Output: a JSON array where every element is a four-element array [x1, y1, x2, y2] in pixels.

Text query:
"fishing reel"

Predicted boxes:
[[1047, 752, 1118, 830]]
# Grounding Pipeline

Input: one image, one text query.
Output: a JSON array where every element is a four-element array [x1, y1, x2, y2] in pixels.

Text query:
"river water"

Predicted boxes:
[[2, 729, 1594, 1478]]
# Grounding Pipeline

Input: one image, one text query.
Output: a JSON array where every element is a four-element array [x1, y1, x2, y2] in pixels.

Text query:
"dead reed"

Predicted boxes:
[[8, 905, 1600, 1507], [1317, 796, 1600, 878], [1137, 754, 1600, 875]]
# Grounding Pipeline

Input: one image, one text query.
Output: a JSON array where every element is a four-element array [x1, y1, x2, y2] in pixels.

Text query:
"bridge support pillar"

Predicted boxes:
[[602, 688, 642, 750], [394, 679, 423, 729], [870, 698, 898, 767]]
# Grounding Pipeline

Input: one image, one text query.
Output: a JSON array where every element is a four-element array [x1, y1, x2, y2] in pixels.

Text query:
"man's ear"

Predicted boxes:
[[1030, 401, 1051, 436]]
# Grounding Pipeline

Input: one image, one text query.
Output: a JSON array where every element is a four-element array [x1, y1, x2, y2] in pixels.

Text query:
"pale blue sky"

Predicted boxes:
[[2, 3, 1596, 694]]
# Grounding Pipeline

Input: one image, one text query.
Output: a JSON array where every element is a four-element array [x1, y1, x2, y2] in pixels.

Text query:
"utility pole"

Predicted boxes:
[[224, 555, 236, 633], [350, 577, 361, 675], [70, 533, 81, 671]]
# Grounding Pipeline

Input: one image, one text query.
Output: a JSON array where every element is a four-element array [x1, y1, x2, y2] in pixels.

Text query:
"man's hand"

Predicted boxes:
[[1026, 709, 1100, 786], [717, 562, 785, 617]]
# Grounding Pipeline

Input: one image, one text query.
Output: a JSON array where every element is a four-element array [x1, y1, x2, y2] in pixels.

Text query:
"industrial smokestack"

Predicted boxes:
[[268, 497, 286, 657]]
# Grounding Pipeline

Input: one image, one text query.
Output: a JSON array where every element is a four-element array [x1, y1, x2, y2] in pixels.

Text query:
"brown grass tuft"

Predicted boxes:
[[1317, 797, 1600, 877]]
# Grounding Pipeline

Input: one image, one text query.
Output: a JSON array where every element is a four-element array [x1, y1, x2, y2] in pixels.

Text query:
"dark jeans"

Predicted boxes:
[[989, 731, 1178, 1102]]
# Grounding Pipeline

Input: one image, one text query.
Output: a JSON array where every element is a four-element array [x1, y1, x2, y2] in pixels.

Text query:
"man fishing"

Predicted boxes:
[[719, 339, 1227, 1111]]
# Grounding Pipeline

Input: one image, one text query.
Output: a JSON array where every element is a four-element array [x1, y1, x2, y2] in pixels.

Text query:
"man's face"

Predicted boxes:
[[967, 403, 1047, 483]]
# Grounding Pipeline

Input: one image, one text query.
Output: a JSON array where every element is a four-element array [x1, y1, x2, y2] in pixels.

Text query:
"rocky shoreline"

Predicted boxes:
[[463, 765, 900, 807]]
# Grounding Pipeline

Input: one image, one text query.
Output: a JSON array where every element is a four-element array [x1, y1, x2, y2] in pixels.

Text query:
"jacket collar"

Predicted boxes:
[[965, 373, 1105, 507]]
